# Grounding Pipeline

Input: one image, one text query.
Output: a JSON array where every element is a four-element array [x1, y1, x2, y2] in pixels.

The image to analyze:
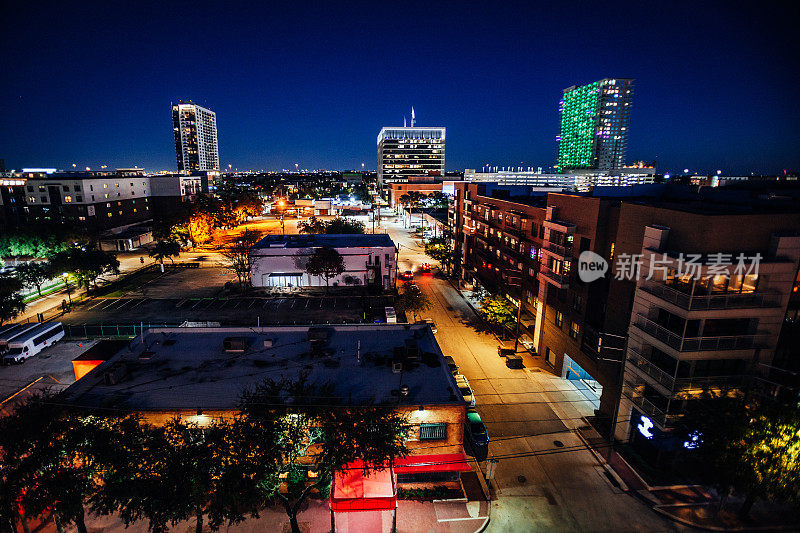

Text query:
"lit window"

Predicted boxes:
[[64, 196, 72, 203], [555, 311, 563, 328]]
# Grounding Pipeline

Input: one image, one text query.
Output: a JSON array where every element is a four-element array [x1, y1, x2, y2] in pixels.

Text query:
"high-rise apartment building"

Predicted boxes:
[[556, 78, 633, 171], [172, 101, 220, 172], [377, 110, 445, 192]]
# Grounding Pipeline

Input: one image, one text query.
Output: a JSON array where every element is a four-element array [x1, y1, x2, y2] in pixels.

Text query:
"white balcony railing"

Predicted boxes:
[[633, 315, 768, 352]]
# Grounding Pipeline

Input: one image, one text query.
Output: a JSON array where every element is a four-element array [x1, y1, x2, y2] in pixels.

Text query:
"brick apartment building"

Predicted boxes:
[[452, 182, 800, 458]]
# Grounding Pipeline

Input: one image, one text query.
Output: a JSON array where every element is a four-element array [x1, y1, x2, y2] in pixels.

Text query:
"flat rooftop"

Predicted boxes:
[[60, 325, 461, 411], [253, 233, 395, 249]]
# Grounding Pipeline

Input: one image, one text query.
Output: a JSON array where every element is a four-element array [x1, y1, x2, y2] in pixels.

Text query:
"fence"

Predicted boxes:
[[64, 323, 183, 339]]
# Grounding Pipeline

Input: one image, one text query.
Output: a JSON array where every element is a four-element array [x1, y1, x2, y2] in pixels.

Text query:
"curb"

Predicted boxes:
[[651, 504, 800, 532], [575, 430, 629, 492]]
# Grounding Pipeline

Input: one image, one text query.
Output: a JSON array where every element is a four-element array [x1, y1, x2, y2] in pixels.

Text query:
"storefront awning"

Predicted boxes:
[[330, 461, 397, 512], [394, 452, 472, 474]]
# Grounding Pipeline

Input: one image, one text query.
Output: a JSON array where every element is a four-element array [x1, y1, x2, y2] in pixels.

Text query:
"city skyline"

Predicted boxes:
[[1, 2, 798, 174]]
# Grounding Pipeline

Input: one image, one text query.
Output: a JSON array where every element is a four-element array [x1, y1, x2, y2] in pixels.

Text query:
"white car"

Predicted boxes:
[[455, 374, 475, 407]]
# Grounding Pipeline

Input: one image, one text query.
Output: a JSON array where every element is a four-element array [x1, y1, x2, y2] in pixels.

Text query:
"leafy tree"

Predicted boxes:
[[304, 246, 345, 289], [0, 274, 26, 326], [298, 216, 327, 234], [678, 396, 800, 518], [395, 281, 432, 321], [221, 229, 261, 289], [237, 374, 409, 533], [0, 229, 69, 259], [325, 217, 365, 234], [49, 246, 120, 295], [149, 240, 181, 272], [14, 261, 53, 297], [479, 294, 517, 330], [185, 212, 216, 248], [299, 216, 365, 235], [0, 395, 99, 533], [424, 235, 455, 276]]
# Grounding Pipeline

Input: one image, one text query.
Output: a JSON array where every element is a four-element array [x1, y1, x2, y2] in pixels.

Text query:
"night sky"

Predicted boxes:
[[1, 1, 797, 175]]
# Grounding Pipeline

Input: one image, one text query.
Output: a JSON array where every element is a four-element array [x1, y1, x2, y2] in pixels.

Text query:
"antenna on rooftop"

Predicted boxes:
[[411, 106, 416, 127]]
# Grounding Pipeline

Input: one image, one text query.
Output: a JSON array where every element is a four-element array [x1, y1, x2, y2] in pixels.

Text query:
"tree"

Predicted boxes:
[[304, 246, 345, 289], [0, 228, 69, 260], [479, 294, 517, 330], [49, 246, 120, 295], [0, 395, 99, 533], [221, 229, 261, 289], [236, 374, 409, 533], [325, 217, 365, 234], [424, 235, 455, 276], [395, 281, 432, 321], [14, 261, 52, 297], [0, 274, 26, 326], [678, 396, 800, 518], [298, 216, 327, 234], [185, 212, 216, 248], [149, 240, 181, 272]]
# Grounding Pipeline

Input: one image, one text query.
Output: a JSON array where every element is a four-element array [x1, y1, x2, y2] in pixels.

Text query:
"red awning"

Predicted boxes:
[[330, 461, 397, 512], [394, 452, 472, 474]]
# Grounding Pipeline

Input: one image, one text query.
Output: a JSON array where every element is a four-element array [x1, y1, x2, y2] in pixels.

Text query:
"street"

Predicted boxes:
[[384, 214, 687, 532]]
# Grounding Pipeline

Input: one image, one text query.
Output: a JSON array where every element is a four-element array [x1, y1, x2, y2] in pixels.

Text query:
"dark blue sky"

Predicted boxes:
[[1, 1, 797, 174]]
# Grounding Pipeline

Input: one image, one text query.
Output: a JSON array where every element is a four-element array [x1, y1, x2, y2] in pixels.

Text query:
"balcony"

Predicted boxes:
[[538, 265, 570, 288], [542, 240, 573, 259], [633, 315, 769, 353], [543, 218, 576, 234], [640, 280, 781, 311], [623, 384, 678, 428], [626, 347, 675, 390]]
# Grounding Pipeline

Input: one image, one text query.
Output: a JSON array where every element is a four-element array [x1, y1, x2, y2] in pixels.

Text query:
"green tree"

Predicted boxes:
[[49, 246, 120, 295], [0, 274, 26, 326], [14, 261, 53, 297], [237, 374, 409, 533], [304, 246, 345, 290], [0, 395, 99, 533], [298, 216, 327, 234], [479, 294, 517, 330], [221, 229, 261, 289], [678, 396, 800, 518], [395, 281, 432, 321], [149, 240, 181, 272], [325, 217, 365, 234], [424, 235, 455, 276]]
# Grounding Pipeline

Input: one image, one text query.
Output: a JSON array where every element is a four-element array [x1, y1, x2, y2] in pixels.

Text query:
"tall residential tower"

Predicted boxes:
[[172, 101, 220, 172], [377, 109, 445, 192], [556, 78, 633, 171]]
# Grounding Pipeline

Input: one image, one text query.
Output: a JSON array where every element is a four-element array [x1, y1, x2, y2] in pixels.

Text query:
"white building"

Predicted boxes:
[[250, 234, 396, 290], [172, 101, 220, 172], [463, 168, 654, 191]]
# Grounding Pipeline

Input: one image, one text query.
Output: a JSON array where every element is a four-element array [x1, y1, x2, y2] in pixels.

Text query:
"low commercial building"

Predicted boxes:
[[250, 234, 396, 290], [60, 325, 472, 490]]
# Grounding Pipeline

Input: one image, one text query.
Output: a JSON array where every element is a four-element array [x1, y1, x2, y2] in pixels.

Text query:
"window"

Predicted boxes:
[[555, 311, 563, 328], [103, 183, 108, 188], [64, 196, 72, 203], [569, 321, 580, 340], [572, 294, 583, 312], [40, 195, 47, 202], [419, 423, 447, 440], [74, 185, 81, 191], [27, 185, 33, 192], [62, 185, 69, 192], [76, 195, 82, 202], [90, 185, 93, 191]]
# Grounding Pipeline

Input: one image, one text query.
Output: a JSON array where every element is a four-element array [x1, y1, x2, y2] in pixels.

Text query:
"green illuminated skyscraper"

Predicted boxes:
[[556, 78, 633, 171]]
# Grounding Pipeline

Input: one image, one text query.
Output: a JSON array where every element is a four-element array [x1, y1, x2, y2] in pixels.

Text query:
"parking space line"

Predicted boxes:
[[190, 299, 205, 310], [248, 299, 258, 308], [130, 298, 149, 309], [201, 298, 217, 309], [100, 299, 120, 310], [262, 299, 271, 308], [87, 300, 107, 310]]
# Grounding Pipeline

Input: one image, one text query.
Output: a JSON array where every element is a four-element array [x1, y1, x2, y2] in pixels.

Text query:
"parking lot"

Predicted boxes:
[[60, 294, 397, 328]]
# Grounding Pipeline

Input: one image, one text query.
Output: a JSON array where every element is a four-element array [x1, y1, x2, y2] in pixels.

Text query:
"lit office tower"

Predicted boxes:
[[377, 109, 445, 190], [172, 101, 220, 172], [556, 79, 633, 171]]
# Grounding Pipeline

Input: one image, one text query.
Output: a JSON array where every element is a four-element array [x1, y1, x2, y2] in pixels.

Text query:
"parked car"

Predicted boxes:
[[420, 263, 432, 273], [444, 356, 458, 375], [455, 374, 475, 407], [422, 318, 437, 333], [498, 347, 515, 358], [466, 409, 489, 447], [400, 269, 414, 280]]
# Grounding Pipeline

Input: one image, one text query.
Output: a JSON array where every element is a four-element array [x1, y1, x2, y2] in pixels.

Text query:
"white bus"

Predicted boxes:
[[0, 323, 41, 353], [3, 322, 65, 364]]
